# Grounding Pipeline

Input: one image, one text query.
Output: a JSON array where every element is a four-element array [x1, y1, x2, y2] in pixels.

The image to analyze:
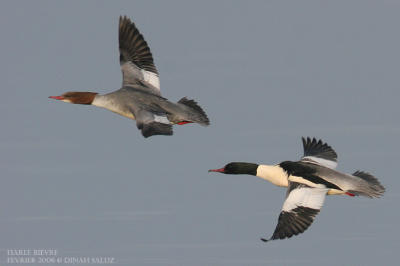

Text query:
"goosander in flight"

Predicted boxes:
[[209, 137, 385, 241], [50, 16, 209, 138]]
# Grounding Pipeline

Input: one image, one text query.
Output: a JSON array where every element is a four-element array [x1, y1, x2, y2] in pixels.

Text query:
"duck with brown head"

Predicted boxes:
[[49, 92, 98, 105], [49, 16, 209, 138]]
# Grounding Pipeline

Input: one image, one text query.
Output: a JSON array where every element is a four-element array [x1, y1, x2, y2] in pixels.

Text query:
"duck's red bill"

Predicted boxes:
[[49, 96, 64, 100], [208, 168, 225, 173]]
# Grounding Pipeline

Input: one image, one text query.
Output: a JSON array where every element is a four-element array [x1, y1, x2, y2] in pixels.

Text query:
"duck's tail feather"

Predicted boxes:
[[348, 171, 385, 198], [178, 97, 210, 126]]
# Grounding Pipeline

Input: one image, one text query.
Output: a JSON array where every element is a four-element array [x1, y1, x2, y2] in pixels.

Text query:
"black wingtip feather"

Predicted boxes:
[[302, 137, 338, 162], [269, 207, 320, 241], [119, 15, 158, 74]]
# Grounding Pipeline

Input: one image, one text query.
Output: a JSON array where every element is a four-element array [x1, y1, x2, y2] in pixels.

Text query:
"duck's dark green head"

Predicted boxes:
[[208, 162, 258, 176]]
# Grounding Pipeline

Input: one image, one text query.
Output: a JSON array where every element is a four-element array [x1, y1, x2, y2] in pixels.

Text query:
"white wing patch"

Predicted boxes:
[[153, 114, 170, 125], [301, 156, 338, 169], [121, 61, 161, 94], [262, 183, 329, 241], [142, 69, 160, 90], [282, 186, 328, 212]]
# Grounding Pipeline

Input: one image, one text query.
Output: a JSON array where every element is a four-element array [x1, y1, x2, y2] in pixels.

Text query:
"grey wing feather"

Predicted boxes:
[[119, 16, 161, 95]]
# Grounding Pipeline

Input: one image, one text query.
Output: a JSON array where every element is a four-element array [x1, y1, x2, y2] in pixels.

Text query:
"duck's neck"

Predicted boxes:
[[92, 94, 135, 120], [256, 164, 289, 187]]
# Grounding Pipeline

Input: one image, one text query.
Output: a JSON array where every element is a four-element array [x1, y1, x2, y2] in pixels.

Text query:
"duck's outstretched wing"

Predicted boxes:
[[261, 182, 328, 242], [300, 137, 338, 169], [119, 16, 161, 95]]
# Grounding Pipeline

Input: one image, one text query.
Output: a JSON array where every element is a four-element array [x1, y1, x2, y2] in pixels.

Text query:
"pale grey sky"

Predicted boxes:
[[1, 1, 399, 265]]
